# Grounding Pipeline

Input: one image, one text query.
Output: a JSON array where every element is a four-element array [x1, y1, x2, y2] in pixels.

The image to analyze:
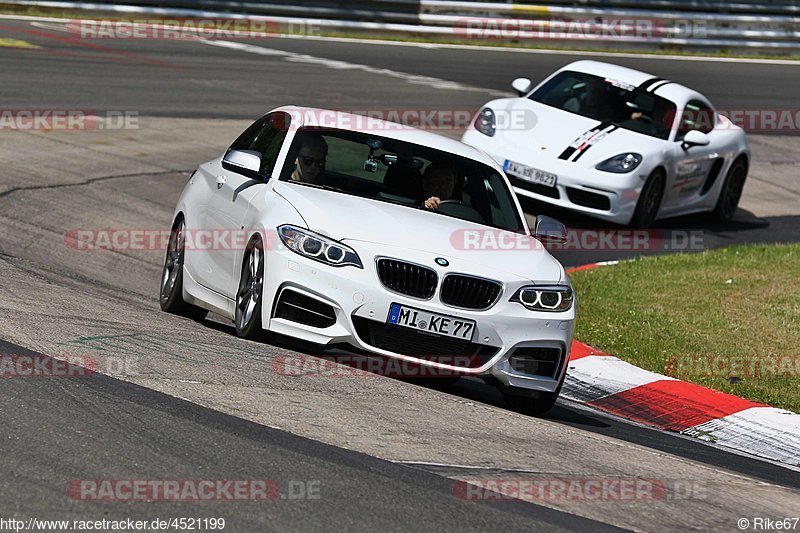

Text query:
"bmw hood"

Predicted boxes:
[[485, 97, 663, 166], [272, 181, 563, 283]]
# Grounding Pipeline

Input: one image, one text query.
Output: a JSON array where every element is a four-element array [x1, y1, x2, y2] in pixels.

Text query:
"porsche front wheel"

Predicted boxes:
[[630, 169, 666, 229]]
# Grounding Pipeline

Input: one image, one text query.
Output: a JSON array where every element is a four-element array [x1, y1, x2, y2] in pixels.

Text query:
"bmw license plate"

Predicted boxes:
[[387, 303, 475, 341], [504, 160, 557, 188]]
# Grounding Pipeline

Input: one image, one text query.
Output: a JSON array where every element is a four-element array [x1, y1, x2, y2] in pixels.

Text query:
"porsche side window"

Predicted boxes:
[[229, 112, 290, 175], [676, 100, 715, 141]]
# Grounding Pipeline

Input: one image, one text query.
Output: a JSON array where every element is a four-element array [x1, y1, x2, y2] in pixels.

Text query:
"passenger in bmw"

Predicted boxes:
[[291, 133, 329, 184], [421, 161, 457, 211]]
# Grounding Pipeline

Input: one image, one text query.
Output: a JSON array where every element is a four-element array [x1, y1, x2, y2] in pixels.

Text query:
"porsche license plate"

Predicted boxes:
[[387, 303, 475, 341], [504, 160, 558, 188]]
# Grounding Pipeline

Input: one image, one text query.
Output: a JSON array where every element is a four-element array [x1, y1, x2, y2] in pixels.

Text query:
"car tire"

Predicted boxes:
[[160, 217, 208, 320], [630, 168, 666, 229], [712, 158, 747, 223], [235, 236, 266, 340], [499, 378, 564, 417]]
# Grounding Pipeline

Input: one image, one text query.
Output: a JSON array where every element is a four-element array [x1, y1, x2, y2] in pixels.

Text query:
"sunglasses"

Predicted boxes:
[[299, 155, 326, 168]]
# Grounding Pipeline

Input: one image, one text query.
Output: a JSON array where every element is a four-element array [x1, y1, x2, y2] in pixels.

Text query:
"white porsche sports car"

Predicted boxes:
[[462, 60, 750, 227], [160, 106, 576, 414]]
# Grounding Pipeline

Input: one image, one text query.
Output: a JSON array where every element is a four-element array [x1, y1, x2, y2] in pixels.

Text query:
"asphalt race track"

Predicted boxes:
[[0, 17, 799, 531]]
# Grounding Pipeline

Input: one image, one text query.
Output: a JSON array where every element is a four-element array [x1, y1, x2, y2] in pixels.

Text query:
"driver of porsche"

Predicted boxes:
[[421, 161, 457, 211], [564, 79, 618, 122], [291, 133, 328, 184]]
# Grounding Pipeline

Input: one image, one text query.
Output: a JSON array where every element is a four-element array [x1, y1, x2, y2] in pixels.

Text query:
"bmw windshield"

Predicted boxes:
[[280, 127, 525, 232]]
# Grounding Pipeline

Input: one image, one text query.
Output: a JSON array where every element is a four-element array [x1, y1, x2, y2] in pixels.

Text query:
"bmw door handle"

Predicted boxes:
[[216, 175, 226, 189]]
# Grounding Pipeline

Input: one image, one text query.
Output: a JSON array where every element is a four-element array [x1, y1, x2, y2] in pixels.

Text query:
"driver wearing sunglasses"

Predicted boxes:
[[291, 133, 329, 184]]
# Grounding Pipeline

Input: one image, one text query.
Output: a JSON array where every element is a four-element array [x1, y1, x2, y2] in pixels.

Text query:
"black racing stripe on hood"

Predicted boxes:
[[592, 121, 612, 133], [558, 146, 577, 160], [558, 122, 610, 160], [572, 125, 619, 162]]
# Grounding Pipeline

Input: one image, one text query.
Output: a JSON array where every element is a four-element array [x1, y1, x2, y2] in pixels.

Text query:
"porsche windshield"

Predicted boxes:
[[530, 71, 677, 140], [280, 127, 525, 232]]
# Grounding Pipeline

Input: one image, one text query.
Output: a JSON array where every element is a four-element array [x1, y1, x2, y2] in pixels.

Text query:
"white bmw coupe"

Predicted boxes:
[[160, 106, 576, 414], [462, 60, 750, 227]]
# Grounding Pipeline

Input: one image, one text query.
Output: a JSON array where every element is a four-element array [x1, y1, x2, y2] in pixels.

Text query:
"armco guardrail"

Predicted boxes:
[[418, 3, 800, 46], [430, 0, 799, 16], [3, 0, 799, 51], [2, 0, 424, 22]]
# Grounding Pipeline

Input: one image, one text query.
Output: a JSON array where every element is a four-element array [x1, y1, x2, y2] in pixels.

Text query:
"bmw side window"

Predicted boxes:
[[228, 115, 266, 152], [251, 113, 291, 175], [229, 112, 290, 176], [676, 100, 714, 142], [487, 173, 521, 230]]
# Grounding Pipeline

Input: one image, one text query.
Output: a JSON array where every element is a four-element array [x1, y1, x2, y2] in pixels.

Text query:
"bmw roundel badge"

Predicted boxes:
[[435, 257, 449, 267]]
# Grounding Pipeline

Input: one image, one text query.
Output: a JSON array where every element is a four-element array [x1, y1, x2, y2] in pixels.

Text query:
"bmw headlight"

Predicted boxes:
[[474, 107, 496, 137], [511, 285, 573, 312], [595, 153, 642, 174], [278, 225, 363, 268]]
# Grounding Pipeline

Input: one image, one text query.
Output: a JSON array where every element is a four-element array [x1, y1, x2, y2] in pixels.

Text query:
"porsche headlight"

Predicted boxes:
[[511, 285, 573, 312], [278, 225, 363, 268], [596, 153, 642, 174], [474, 107, 496, 137]]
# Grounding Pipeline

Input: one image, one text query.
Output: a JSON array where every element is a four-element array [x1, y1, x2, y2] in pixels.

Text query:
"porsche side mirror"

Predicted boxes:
[[512, 77, 533, 97], [222, 149, 263, 180], [681, 130, 710, 150], [533, 215, 568, 245]]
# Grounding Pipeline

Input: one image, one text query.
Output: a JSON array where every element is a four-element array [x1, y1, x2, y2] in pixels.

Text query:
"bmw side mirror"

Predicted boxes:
[[512, 77, 533, 97], [222, 149, 263, 180], [681, 130, 710, 150], [533, 215, 567, 245]]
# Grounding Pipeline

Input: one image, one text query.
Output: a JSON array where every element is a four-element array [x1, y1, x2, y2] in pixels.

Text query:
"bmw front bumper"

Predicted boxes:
[[261, 242, 576, 393]]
